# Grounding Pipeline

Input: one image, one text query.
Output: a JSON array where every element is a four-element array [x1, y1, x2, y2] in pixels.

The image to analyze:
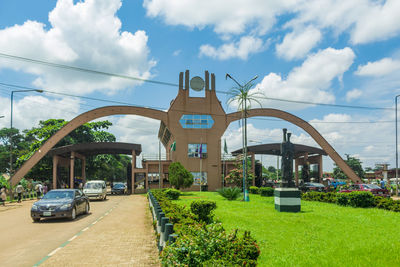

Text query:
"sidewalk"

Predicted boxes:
[[40, 195, 160, 266]]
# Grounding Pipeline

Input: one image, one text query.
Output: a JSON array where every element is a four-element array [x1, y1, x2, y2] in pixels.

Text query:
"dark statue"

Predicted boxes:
[[280, 128, 295, 188], [302, 163, 310, 183]]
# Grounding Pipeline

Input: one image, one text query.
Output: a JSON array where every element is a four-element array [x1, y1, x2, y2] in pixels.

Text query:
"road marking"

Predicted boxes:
[[48, 247, 62, 257], [33, 199, 121, 266], [68, 235, 78, 242]]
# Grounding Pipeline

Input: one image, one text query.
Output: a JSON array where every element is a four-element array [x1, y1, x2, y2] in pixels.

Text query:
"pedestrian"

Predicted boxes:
[[35, 183, 43, 199], [380, 179, 385, 189], [1, 186, 6, 206], [15, 182, 24, 203], [43, 183, 48, 195]]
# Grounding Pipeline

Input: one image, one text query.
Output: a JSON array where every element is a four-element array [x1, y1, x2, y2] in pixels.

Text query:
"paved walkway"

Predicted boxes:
[[39, 195, 160, 266]]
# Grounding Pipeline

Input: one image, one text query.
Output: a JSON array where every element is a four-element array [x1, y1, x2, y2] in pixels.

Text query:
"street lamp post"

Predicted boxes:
[[395, 95, 400, 196], [9, 89, 43, 192], [226, 74, 258, 201]]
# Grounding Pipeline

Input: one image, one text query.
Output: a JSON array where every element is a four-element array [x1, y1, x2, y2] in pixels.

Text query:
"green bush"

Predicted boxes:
[[259, 187, 274, 197], [164, 188, 181, 200], [190, 200, 217, 224], [347, 191, 375, 208], [374, 196, 400, 212], [168, 162, 194, 190], [249, 186, 260, 194], [161, 223, 260, 266], [217, 187, 242, 200], [336, 193, 349, 206], [302, 192, 337, 203]]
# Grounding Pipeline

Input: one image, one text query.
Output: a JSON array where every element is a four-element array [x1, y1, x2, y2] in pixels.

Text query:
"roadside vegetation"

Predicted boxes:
[[173, 191, 400, 266]]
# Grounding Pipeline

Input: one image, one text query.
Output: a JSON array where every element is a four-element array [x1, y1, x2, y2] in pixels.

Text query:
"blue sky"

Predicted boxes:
[[0, 0, 399, 171]]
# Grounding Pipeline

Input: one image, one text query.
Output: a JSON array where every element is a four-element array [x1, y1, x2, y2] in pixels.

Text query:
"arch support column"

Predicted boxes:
[[53, 155, 59, 189], [70, 152, 75, 189]]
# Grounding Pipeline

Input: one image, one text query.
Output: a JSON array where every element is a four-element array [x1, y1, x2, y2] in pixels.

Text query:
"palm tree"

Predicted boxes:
[[226, 74, 263, 201]]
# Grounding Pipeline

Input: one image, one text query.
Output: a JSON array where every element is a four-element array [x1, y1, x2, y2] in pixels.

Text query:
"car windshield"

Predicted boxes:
[[364, 184, 380, 189], [84, 183, 102, 189], [114, 184, 125, 189], [42, 191, 73, 199], [309, 183, 324, 187]]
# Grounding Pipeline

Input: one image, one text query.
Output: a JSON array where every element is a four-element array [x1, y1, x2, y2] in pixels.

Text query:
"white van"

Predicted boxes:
[[83, 180, 107, 200]]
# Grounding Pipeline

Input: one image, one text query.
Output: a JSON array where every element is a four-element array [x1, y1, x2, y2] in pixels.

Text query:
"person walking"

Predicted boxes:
[[35, 183, 43, 199], [0, 186, 6, 206], [42, 183, 48, 195], [15, 183, 24, 203]]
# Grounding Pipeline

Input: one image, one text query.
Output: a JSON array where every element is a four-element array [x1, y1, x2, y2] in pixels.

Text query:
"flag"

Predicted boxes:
[[170, 141, 176, 151], [223, 139, 228, 154], [199, 144, 202, 159]]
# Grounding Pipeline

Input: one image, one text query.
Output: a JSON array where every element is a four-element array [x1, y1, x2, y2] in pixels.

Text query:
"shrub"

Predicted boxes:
[[336, 193, 349, 206], [249, 186, 260, 194], [164, 188, 181, 200], [348, 191, 375, 208], [161, 223, 260, 266], [217, 187, 242, 200], [259, 187, 274, 197], [190, 200, 217, 224], [301, 192, 338, 203]]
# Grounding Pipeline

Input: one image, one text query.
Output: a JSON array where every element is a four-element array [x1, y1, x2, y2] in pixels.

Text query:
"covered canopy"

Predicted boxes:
[[48, 142, 142, 158], [231, 143, 327, 158]]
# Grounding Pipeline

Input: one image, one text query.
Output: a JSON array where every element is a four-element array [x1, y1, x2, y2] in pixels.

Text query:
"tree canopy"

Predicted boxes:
[[168, 162, 193, 190], [333, 154, 365, 180]]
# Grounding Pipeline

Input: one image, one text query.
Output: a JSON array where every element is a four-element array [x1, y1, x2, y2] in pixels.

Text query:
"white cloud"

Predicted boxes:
[[351, 0, 400, 44], [199, 36, 266, 60], [0, 95, 81, 130], [0, 0, 155, 94], [276, 27, 321, 60], [355, 58, 400, 77], [143, 0, 296, 36], [241, 47, 355, 110], [345, 89, 362, 102], [172, 50, 181, 56]]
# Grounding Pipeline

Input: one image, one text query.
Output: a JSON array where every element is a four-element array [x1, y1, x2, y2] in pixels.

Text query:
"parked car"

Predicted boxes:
[[83, 180, 107, 200], [111, 183, 127, 195], [339, 184, 390, 198], [299, 182, 327, 192], [31, 189, 90, 222]]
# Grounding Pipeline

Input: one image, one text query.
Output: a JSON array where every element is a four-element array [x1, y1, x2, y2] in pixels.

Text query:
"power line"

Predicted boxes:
[[0, 82, 395, 125], [0, 52, 395, 111], [0, 52, 179, 87]]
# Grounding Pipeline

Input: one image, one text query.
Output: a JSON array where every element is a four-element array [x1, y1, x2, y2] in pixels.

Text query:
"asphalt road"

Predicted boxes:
[[0, 194, 124, 267]]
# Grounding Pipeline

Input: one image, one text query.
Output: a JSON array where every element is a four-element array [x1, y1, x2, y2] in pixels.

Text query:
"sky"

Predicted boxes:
[[0, 0, 399, 172]]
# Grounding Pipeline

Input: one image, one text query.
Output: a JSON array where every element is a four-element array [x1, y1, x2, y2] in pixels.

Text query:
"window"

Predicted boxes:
[[191, 172, 207, 185], [179, 115, 214, 129], [188, 144, 207, 158]]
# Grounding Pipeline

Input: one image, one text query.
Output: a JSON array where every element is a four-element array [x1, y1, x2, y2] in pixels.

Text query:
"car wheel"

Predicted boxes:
[[70, 207, 76, 220], [32, 218, 40, 223], [85, 202, 89, 214]]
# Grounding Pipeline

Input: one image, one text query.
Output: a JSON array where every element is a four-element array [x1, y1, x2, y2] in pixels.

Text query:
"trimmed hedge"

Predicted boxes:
[[259, 187, 274, 197], [249, 186, 260, 194], [164, 188, 181, 200], [302, 191, 400, 211], [190, 200, 217, 224], [150, 189, 260, 266]]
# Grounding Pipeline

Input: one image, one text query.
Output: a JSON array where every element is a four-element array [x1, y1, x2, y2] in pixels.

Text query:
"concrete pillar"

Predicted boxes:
[[160, 164, 164, 188], [70, 152, 75, 189], [53, 155, 59, 189], [295, 158, 299, 187], [82, 157, 86, 184], [132, 150, 136, 194], [318, 155, 323, 182]]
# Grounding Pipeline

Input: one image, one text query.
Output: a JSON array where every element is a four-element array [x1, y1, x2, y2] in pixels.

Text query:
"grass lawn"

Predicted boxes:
[[173, 192, 400, 267]]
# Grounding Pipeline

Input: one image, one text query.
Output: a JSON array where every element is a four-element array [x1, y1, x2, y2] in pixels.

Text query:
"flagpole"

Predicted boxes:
[[199, 140, 202, 192]]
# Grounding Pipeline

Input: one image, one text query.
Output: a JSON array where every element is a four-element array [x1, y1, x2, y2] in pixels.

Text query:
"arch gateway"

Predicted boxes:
[[11, 70, 361, 191]]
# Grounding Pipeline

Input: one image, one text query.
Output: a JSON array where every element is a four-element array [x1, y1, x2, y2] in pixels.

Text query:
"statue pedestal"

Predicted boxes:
[[274, 188, 301, 212]]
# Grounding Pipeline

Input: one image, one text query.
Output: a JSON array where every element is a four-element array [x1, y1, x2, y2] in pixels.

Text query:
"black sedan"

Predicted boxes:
[[111, 183, 127, 195], [31, 189, 90, 222]]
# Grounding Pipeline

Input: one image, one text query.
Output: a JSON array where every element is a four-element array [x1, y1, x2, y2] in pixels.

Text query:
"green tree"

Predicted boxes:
[[333, 154, 365, 180], [225, 160, 254, 189], [18, 119, 123, 182], [168, 162, 193, 190]]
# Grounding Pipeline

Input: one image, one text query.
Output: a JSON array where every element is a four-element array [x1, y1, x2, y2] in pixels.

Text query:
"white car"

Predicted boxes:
[[83, 180, 107, 200]]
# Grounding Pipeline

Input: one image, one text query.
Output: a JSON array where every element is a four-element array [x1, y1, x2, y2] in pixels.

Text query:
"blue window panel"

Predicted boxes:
[[180, 114, 214, 129]]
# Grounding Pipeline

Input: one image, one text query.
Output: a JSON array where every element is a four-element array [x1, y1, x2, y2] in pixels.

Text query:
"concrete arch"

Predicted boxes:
[[11, 106, 167, 186], [226, 108, 361, 183]]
